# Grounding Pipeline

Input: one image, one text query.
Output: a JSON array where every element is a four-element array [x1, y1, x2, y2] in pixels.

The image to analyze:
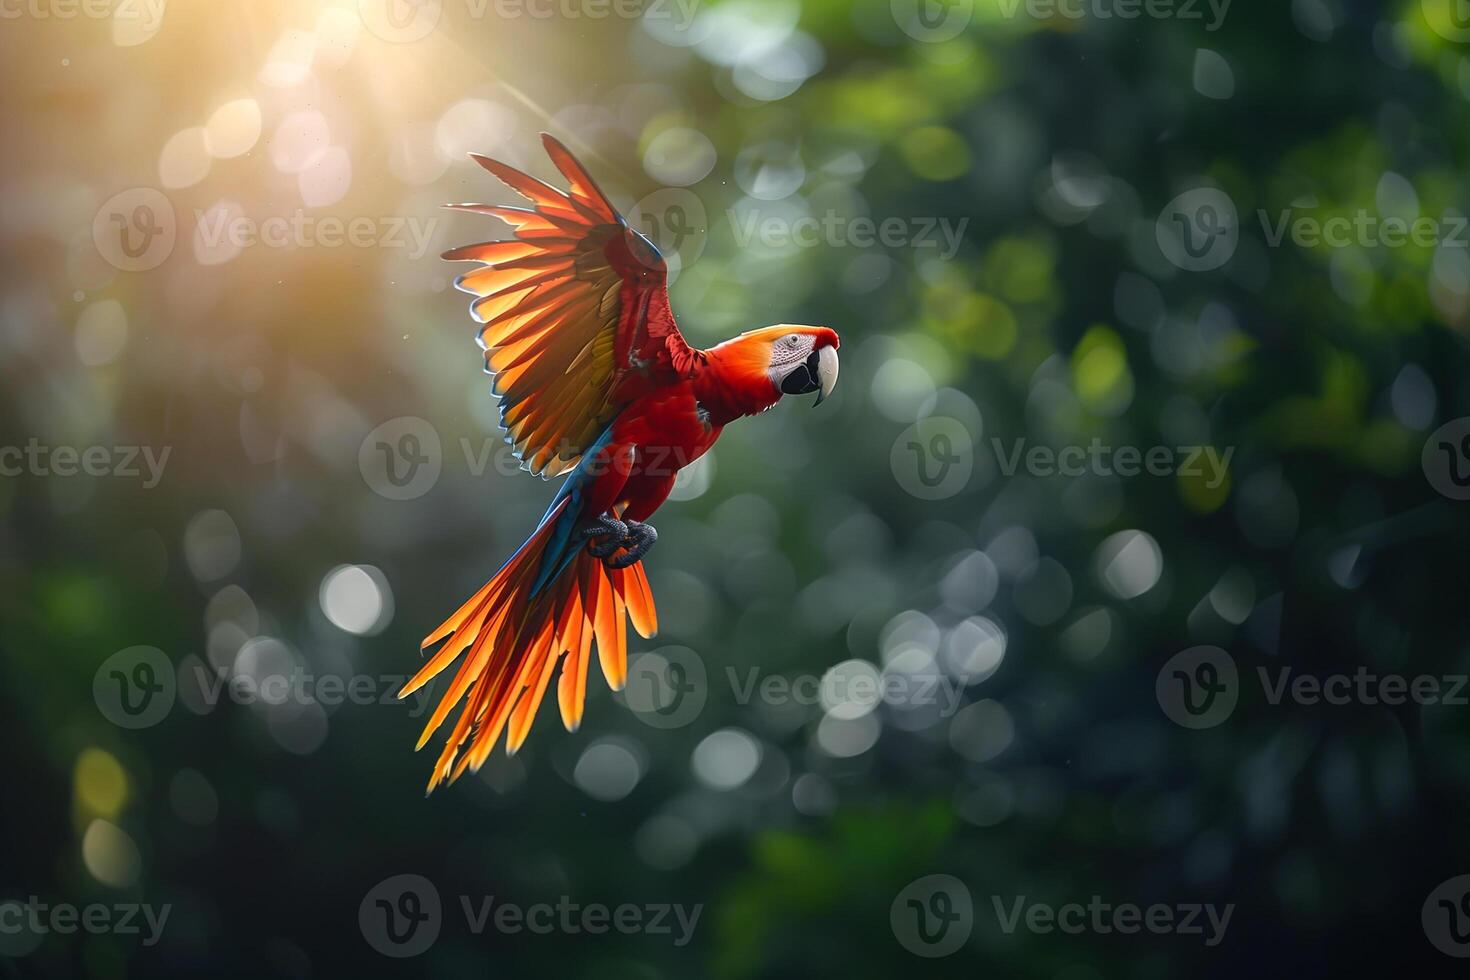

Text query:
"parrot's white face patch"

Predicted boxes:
[[766, 331, 815, 382]]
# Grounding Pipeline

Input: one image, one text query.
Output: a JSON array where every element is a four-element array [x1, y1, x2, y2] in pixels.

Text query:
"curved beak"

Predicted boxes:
[[779, 345, 841, 405], [813, 345, 839, 407]]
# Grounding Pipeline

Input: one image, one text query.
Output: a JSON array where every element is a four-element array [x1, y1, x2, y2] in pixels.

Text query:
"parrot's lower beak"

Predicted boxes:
[[812, 345, 839, 407]]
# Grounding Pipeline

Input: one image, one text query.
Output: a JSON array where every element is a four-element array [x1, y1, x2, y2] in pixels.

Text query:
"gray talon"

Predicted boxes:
[[586, 539, 620, 558], [607, 520, 657, 569], [581, 515, 628, 557]]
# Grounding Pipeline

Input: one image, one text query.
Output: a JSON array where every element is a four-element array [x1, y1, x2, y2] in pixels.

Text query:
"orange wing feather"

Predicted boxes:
[[445, 133, 693, 477]]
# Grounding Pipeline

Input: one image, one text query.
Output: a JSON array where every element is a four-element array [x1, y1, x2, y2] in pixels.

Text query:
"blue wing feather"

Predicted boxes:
[[528, 422, 617, 596]]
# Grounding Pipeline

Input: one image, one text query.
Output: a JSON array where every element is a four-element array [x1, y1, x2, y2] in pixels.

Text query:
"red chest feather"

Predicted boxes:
[[613, 383, 721, 473]]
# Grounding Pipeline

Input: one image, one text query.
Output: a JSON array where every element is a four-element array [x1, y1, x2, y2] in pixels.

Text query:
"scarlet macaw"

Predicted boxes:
[[400, 134, 840, 792]]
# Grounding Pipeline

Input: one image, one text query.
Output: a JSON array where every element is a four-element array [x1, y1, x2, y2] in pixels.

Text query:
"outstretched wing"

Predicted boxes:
[[444, 133, 698, 478]]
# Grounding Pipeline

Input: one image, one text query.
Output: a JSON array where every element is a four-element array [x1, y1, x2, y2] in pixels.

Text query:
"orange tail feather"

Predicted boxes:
[[400, 501, 658, 794]]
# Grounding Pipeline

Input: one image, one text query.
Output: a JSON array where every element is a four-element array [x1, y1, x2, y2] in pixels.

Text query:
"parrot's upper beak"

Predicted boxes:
[[812, 344, 839, 407]]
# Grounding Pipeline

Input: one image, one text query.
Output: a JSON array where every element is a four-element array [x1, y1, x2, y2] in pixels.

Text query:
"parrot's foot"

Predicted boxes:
[[581, 514, 628, 558], [606, 520, 657, 569], [581, 515, 657, 567]]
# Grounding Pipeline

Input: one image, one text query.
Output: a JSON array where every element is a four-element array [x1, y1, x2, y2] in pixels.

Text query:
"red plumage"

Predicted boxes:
[[401, 134, 839, 792]]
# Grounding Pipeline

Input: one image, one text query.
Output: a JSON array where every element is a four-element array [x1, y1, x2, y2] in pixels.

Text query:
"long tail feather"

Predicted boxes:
[[401, 501, 658, 794]]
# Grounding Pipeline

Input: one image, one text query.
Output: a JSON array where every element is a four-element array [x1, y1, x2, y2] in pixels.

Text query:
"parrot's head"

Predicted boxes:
[[735, 324, 841, 407]]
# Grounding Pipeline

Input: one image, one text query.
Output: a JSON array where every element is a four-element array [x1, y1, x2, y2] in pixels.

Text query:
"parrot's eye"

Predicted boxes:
[[786, 334, 800, 346]]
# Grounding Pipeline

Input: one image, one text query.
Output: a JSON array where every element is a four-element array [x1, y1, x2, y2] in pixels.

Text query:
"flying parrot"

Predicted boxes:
[[399, 134, 841, 793]]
